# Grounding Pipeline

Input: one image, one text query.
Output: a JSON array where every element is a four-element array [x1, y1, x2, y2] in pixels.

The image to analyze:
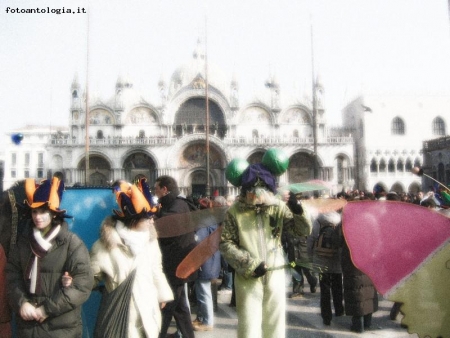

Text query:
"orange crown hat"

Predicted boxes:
[[113, 180, 157, 220], [24, 176, 70, 217], [134, 177, 158, 213]]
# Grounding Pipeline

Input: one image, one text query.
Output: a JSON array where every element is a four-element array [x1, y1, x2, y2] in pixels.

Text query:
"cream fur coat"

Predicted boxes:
[[90, 216, 174, 338]]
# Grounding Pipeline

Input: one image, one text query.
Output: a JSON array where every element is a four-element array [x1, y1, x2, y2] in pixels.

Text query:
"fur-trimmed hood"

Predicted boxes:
[[99, 216, 158, 251]]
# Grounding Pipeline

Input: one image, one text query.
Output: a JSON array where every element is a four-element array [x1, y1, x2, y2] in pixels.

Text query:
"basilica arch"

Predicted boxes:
[[279, 106, 313, 138], [174, 98, 226, 138], [178, 141, 227, 196], [288, 152, 316, 183], [77, 155, 111, 186], [123, 152, 157, 183]]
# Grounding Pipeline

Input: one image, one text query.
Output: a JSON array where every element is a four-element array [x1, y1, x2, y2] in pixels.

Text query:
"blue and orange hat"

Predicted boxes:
[[112, 178, 158, 221], [22, 176, 71, 218]]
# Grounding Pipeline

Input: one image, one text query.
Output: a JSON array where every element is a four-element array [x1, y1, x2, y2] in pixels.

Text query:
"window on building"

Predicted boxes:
[[38, 153, 44, 166], [11, 153, 16, 166], [391, 117, 405, 135], [37, 169, 44, 178], [252, 130, 259, 138], [11, 170, 16, 178], [397, 158, 404, 172], [25, 153, 30, 166], [139, 130, 145, 138], [405, 158, 413, 171], [97, 130, 104, 139], [388, 158, 395, 172], [432, 117, 446, 136], [24, 170, 29, 178], [370, 158, 377, 172], [293, 130, 299, 138], [379, 158, 386, 172]]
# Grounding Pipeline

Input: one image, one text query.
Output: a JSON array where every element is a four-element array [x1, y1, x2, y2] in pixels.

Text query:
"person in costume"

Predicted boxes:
[[90, 178, 174, 338], [5, 176, 93, 338], [154, 175, 197, 338], [219, 149, 312, 338]]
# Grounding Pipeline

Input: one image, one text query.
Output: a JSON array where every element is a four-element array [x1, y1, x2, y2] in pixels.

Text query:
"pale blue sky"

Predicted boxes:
[[1, 0, 450, 148]]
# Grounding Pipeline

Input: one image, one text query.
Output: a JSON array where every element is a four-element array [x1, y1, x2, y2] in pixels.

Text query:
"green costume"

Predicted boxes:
[[220, 197, 311, 338]]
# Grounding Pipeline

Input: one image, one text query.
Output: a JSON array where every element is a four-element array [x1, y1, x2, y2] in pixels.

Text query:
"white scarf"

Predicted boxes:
[[29, 225, 61, 293]]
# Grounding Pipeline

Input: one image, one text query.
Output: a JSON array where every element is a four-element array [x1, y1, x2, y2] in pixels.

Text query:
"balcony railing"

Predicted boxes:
[[50, 137, 177, 146], [50, 135, 353, 146]]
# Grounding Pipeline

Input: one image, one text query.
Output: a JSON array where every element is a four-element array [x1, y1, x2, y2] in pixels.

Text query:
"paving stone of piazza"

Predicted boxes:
[[170, 279, 418, 338]]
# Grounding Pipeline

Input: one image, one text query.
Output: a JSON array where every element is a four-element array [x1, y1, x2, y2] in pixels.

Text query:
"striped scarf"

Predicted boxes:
[[26, 225, 61, 294]]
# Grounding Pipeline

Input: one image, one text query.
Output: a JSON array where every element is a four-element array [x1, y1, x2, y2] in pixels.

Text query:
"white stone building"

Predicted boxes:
[[3, 125, 68, 190], [342, 95, 450, 194], [2, 42, 355, 197]]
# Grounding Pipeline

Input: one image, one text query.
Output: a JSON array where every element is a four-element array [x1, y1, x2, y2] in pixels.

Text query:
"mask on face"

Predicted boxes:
[[245, 187, 278, 206]]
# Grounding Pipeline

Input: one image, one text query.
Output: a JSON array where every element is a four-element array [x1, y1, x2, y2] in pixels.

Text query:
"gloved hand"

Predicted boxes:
[[287, 192, 303, 214], [252, 262, 267, 278]]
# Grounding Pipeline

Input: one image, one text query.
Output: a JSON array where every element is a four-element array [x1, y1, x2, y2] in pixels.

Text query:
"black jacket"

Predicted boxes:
[[6, 221, 93, 338], [157, 193, 197, 285], [341, 236, 378, 316]]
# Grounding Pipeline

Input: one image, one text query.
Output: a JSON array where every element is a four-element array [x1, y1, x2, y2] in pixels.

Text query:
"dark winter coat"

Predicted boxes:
[[341, 236, 378, 316], [157, 193, 197, 285], [285, 234, 309, 263], [6, 221, 93, 338], [196, 224, 221, 280]]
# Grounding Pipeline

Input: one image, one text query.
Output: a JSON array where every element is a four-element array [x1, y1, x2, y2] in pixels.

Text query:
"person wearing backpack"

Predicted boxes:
[[309, 211, 344, 326]]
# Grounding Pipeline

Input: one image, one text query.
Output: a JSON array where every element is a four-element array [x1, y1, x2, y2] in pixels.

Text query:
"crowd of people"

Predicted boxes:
[[338, 187, 449, 209], [1, 163, 448, 337]]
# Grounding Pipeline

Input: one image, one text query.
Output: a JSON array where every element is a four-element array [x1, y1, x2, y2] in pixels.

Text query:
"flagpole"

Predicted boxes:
[[84, 8, 90, 185], [205, 16, 211, 197], [311, 21, 318, 179]]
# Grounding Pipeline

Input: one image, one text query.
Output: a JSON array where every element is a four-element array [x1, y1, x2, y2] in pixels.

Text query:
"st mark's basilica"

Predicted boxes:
[[4, 40, 450, 196]]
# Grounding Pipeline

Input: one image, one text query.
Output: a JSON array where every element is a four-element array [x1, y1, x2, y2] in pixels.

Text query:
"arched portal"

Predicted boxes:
[[191, 170, 207, 198], [78, 155, 111, 186], [175, 98, 226, 138], [179, 142, 227, 197], [123, 152, 157, 183], [288, 152, 315, 182]]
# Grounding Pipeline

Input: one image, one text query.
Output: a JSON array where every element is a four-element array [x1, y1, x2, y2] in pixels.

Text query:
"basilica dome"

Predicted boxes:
[[168, 40, 232, 100]]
